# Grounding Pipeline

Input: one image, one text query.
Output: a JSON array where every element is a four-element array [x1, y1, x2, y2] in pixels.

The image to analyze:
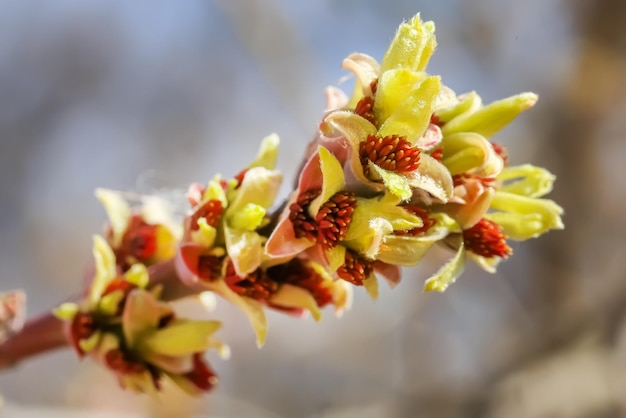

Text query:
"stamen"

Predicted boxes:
[[190, 199, 224, 231], [463, 218, 512, 259], [491, 142, 509, 166], [70, 312, 95, 355], [453, 173, 496, 189], [197, 255, 224, 281], [430, 113, 442, 126], [268, 258, 333, 307], [336, 250, 373, 286], [123, 216, 157, 260], [186, 353, 218, 392], [354, 96, 377, 126], [289, 189, 321, 241], [360, 134, 420, 174], [430, 147, 444, 162], [233, 168, 249, 188], [316, 192, 356, 249], [396, 205, 436, 236], [105, 349, 147, 375], [224, 262, 278, 300]]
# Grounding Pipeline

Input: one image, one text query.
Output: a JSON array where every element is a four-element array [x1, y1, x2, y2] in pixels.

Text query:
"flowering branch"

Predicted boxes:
[[0, 13, 564, 397]]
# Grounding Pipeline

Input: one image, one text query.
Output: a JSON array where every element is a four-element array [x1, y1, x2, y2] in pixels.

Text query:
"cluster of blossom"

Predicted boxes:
[[51, 14, 563, 396]]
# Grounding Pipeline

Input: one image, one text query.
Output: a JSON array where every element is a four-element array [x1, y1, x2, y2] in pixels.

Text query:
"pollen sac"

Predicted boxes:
[[354, 96, 377, 126], [336, 250, 373, 286], [224, 262, 279, 301], [289, 189, 321, 241], [190, 199, 224, 230], [268, 258, 333, 307], [197, 254, 225, 281], [463, 218, 512, 259], [491, 142, 509, 166], [360, 134, 420, 174], [316, 191, 357, 250]]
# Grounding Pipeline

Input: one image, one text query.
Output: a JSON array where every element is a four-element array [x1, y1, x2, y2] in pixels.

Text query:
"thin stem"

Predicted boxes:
[[0, 258, 198, 371], [0, 312, 66, 370]]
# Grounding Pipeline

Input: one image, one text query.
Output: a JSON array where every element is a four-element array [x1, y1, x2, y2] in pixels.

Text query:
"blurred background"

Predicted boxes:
[[1, 0, 625, 417]]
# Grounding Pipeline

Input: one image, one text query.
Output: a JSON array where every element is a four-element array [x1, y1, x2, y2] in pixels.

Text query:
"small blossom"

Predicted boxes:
[[54, 236, 224, 395], [96, 188, 180, 270]]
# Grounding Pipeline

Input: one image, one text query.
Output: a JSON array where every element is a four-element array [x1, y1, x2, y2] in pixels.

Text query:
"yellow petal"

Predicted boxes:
[[308, 146, 347, 217], [94, 188, 130, 248], [497, 164, 556, 198], [141, 320, 222, 357], [435, 91, 482, 123], [53, 303, 79, 321], [442, 92, 538, 138], [406, 153, 454, 203], [326, 245, 347, 274], [211, 279, 267, 348], [122, 289, 163, 348], [375, 68, 427, 124], [224, 226, 263, 276], [228, 167, 282, 214], [270, 284, 322, 322], [98, 290, 124, 316], [124, 263, 150, 289], [369, 163, 412, 201], [485, 212, 550, 241], [423, 242, 466, 292], [248, 133, 280, 169], [228, 203, 266, 231], [380, 14, 437, 74], [363, 274, 379, 300], [442, 132, 503, 176], [191, 218, 217, 248], [377, 76, 441, 144], [490, 191, 564, 235], [89, 235, 118, 305], [78, 330, 102, 353], [342, 52, 381, 99]]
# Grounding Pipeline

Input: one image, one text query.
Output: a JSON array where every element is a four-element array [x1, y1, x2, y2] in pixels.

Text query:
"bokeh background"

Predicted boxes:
[[1, 0, 625, 417]]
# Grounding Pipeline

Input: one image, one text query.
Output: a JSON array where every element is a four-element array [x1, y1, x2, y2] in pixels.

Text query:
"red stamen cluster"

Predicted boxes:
[[105, 348, 147, 375], [233, 169, 249, 189], [224, 263, 278, 301], [70, 312, 95, 356], [190, 199, 224, 231], [354, 79, 379, 126], [430, 113, 442, 126], [268, 258, 333, 307], [185, 353, 218, 392], [491, 142, 509, 166], [316, 192, 357, 250], [396, 205, 436, 236], [360, 134, 420, 174], [336, 250, 373, 286], [121, 216, 158, 261], [463, 218, 512, 259], [430, 147, 444, 162], [453, 173, 496, 189], [197, 255, 224, 281], [289, 189, 322, 241], [354, 96, 377, 126]]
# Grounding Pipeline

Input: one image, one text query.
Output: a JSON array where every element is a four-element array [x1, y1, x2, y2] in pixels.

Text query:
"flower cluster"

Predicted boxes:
[[51, 13, 563, 396]]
